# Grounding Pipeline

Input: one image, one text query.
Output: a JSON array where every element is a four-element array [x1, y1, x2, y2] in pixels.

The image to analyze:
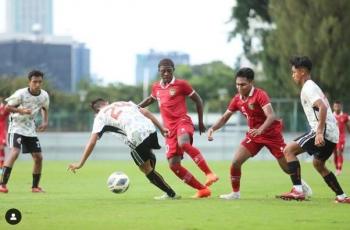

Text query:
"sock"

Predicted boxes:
[[181, 143, 211, 175], [0, 166, 12, 185], [338, 154, 343, 171], [0, 149, 4, 167], [32, 173, 41, 188], [288, 161, 301, 185], [170, 163, 205, 190], [333, 154, 338, 170], [323, 172, 344, 196], [230, 164, 241, 192], [146, 170, 175, 197]]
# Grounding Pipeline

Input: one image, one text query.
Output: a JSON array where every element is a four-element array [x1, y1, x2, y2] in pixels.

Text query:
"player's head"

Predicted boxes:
[[290, 56, 312, 85], [91, 98, 109, 113], [27, 70, 44, 94], [333, 100, 343, 114], [235, 67, 254, 97], [158, 58, 175, 84]]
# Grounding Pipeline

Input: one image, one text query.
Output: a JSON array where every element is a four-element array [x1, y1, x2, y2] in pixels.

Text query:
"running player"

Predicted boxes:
[[0, 97, 10, 171], [0, 70, 49, 193], [68, 99, 180, 200], [139, 58, 218, 198], [208, 67, 311, 200], [277, 56, 350, 203]]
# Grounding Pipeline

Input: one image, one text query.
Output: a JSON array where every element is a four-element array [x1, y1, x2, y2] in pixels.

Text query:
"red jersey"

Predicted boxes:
[[151, 78, 194, 129], [0, 103, 10, 142], [228, 87, 282, 137], [334, 112, 349, 142]]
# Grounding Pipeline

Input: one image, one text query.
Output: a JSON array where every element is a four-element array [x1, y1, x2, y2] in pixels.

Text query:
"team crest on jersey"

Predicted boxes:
[[169, 88, 176, 96], [17, 137, 22, 144], [248, 103, 255, 110]]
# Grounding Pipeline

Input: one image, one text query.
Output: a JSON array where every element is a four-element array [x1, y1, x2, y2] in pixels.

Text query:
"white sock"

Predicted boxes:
[[293, 185, 303, 193], [337, 194, 347, 200]]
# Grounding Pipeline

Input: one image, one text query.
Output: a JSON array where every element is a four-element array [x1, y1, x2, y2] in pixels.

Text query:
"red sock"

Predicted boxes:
[[181, 143, 211, 175], [0, 149, 4, 168], [230, 164, 241, 192], [170, 163, 205, 190], [338, 154, 344, 171], [334, 154, 339, 170]]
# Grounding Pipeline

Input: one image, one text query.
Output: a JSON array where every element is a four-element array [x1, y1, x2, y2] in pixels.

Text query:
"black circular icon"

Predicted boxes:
[[5, 208, 22, 225]]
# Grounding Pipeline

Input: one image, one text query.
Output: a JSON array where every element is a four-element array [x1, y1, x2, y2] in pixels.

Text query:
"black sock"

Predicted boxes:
[[288, 161, 301, 185], [146, 170, 176, 197], [0, 166, 12, 185], [323, 172, 344, 196], [32, 174, 41, 188]]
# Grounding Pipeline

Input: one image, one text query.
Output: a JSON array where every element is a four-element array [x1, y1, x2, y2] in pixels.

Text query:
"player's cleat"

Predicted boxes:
[[205, 173, 219, 186], [301, 179, 313, 197], [219, 191, 240, 200], [0, 184, 8, 193], [32, 187, 45, 193], [335, 197, 350, 204], [276, 188, 305, 201], [192, 187, 211, 198], [154, 193, 181, 200]]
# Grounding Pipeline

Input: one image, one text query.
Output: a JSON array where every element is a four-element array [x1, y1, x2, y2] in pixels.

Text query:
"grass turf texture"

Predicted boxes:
[[1, 160, 349, 229]]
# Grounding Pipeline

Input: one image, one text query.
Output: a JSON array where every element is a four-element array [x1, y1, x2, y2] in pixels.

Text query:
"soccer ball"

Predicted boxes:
[[107, 171, 130, 194]]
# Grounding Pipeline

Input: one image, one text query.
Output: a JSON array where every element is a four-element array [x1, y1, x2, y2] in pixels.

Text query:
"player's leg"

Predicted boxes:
[[219, 142, 254, 200], [31, 152, 44, 192], [0, 133, 21, 193], [177, 126, 218, 186], [335, 142, 344, 175], [0, 143, 5, 169]]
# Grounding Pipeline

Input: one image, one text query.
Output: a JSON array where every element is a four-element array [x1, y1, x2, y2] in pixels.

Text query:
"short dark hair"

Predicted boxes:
[[158, 58, 175, 69], [28, 70, 44, 80], [90, 98, 107, 113], [235, 67, 254, 81], [290, 56, 312, 72], [333, 100, 342, 105]]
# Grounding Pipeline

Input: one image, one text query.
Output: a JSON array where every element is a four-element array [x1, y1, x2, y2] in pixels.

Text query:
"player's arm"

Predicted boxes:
[[5, 104, 31, 115], [139, 107, 168, 137], [138, 96, 156, 108], [189, 92, 206, 135], [68, 133, 99, 173], [313, 99, 327, 147], [208, 110, 233, 141], [249, 103, 277, 137], [37, 107, 48, 132]]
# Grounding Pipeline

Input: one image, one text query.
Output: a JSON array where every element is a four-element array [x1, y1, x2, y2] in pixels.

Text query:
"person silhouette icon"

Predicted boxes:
[[10, 213, 17, 221]]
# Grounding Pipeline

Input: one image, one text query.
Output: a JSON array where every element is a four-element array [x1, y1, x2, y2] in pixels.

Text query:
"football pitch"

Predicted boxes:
[[1, 160, 349, 229]]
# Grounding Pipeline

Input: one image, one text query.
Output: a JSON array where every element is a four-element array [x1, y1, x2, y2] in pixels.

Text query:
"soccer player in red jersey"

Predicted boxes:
[[332, 101, 350, 175], [208, 67, 311, 200], [139, 58, 218, 198], [0, 96, 10, 170]]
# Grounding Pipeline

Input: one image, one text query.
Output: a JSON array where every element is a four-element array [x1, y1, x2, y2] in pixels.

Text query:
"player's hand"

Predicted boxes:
[[67, 163, 81, 173], [160, 128, 169, 137], [198, 122, 206, 135], [315, 133, 325, 147], [248, 128, 263, 137], [19, 108, 32, 115], [207, 127, 214, 141], [37, 122, 48, 132]]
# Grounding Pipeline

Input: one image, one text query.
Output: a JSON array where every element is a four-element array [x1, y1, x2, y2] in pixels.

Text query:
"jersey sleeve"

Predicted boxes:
[[304, 82, 322, 104], [5, 90, 22, 106], [150, 84, 157, 99], [256, 89, 271, 107], [227, 96, 239, 112], [181, 80, 194, 96], [43, 91, 50, 110]]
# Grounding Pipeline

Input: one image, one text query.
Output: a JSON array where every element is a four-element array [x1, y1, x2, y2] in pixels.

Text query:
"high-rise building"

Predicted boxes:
[[0, 34, 90, 92], [6, 0, 53, 34], [135, 50, 190, 85]]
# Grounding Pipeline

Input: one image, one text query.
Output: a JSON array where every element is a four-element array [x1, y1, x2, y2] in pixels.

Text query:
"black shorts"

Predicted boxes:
[[130, 132, 161, 166], [295, 131, 336, 161], [8, 133, 42, 153]]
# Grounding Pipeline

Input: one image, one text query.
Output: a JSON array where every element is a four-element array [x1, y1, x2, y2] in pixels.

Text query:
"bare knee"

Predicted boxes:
[[32, 153, 43, 164]]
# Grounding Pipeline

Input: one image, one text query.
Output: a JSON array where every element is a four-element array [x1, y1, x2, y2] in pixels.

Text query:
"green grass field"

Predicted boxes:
[[1, 160, 349, 229]]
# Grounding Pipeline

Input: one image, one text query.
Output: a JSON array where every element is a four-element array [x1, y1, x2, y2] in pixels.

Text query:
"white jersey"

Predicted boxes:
[[300, 80, 338, 143], [92, 101, 156, 147], [6, 88, 50, 137]]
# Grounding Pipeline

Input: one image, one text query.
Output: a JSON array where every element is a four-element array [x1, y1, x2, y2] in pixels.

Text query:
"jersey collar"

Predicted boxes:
[[240, 86, 255, 100], [160, 76, 176, 89]]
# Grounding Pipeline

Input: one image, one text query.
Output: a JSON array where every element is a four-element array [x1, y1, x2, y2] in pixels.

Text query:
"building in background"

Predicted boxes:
[[0, 34, 90, 92], [135, 50, 190, 85], [6, 0, 53, 35]]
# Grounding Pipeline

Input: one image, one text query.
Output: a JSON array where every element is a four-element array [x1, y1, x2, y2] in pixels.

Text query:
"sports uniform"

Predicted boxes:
[[334, 112, 349, 152], [0, 102, 10, 167]]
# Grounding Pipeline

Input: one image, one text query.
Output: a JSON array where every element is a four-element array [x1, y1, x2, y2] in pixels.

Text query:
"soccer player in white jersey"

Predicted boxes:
[[68, 98, 180, 200], [0, 70, 49, 193], [277, 56, 350, 203]]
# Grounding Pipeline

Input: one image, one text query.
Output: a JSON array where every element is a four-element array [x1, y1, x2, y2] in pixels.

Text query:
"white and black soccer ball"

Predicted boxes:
[[107, 171, 130, 194]]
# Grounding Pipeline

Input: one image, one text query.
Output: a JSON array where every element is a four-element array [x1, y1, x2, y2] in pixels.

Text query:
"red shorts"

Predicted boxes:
[[336, 140, 345, 152], [165, 121, 194, 159], [241, 132, 285, 159]]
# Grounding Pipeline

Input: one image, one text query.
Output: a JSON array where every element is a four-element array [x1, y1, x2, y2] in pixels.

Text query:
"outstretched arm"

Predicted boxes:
[[138, 96, 156, 108], [208, 110, 233, 141], [68, 133, 99, 173], [189, 92, 206, 134]]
